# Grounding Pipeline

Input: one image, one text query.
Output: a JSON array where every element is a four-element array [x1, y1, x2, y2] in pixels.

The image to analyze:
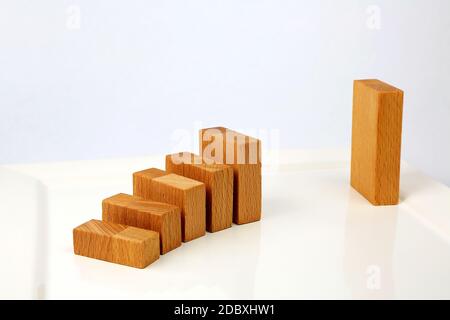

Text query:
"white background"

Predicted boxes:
[[1, 0, 449, 185]]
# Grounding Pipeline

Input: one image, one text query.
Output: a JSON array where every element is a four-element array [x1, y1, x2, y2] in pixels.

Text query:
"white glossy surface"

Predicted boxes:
[[1, 149, 450, 299]]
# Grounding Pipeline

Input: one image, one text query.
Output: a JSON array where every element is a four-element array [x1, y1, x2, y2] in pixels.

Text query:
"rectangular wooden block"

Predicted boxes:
[[102, 193, 182, 254], [351, 79, 404, 206], [199, 127, 262, 225], [166, 152, 233, 233], [133, 169, 206, 242], [73, 219, 160, 269]]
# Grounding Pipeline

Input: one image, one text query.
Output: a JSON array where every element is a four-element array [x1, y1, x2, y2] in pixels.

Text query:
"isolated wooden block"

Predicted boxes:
[[73, 219, 159, 269], [102, 193, 181, 254], [133, 169, 206, 242], [351, 79, 404, 206], [166, 152, 233, 233], [199, 127, 262, 225]]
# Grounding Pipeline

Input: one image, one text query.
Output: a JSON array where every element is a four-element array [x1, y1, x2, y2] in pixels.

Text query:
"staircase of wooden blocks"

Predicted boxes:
[[73, 127, 262, 268], [73, 79, 404, 269]]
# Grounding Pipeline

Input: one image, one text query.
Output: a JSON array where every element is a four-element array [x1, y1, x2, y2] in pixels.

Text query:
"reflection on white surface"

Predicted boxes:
[[401, 169, 450, 244], [344, 192, 398, 299], [70, 222, 261, 299], [1, 150, 450, 299]]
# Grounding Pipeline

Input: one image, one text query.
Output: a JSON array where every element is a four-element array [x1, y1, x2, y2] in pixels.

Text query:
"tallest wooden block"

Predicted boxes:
[[351, 79, 404, 206], [199, 127, 262, 224]]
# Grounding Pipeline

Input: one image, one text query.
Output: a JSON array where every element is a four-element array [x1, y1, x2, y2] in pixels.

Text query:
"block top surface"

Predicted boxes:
[[200, 127, 260, 144], [133, 168, 166, 179], [356, 79, 403, 93], [167, 152, 230, 173], [114, 227, 159, 243], [167, 152, 203, 165], [153, 173, 204, 190], [197, 163, 230, 173], [74, 219, 126, 236], [201, 126, 227, 134], [104, 193, 179, 214]]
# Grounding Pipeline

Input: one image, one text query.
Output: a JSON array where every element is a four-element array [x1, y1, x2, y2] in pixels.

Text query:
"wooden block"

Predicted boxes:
[[166, 152, 233, 233], [199, 127, 262, 225], [351, 79, 404, 206], [73, 219, 159, 269], [133, 169, 206, 242], [102, 193, 182, 254], [165, 152, 203, 175], [133, 168, 166, 198]]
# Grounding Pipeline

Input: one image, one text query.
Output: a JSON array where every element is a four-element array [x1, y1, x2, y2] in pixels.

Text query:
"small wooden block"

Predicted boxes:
[[351, 79, 404, 206], [102, 193, 182, 254], [73, 219, 160, 269], [166, 152, 233, 233], [133, 169, 206, 242], [199, 127, 262, 225]]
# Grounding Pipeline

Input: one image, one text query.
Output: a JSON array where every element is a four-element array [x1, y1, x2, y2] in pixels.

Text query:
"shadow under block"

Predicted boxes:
[[73, 219, 160, 269], [133, 169, 206, 242], [166, 152, 233, 233], [350, 79, 404, 206], [199, 127, 262, 225], [102, 193, 182, 254]]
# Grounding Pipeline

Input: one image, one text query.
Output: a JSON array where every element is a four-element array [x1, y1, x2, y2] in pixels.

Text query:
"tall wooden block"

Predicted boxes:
[[73, 219, 160, 269], [166, 152, 233, 233], [102, 193, 182, 254], [199, 127, 262, 225], [351, 79, 404, 206], [133, 169, 206, 242]]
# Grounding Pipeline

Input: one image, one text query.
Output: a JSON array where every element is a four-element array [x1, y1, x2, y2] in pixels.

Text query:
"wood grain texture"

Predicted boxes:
[[133, 168, 166, 199], [351, 79, 404, 206], [166, 152, 233, 233], [73, 219, 160, 269], [199, 127, 262, 224], [102, 193, 181, 254], [133, 169, 206, 242]]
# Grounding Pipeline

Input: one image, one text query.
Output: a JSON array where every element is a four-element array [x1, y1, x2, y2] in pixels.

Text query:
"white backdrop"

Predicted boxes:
[[1, 0, 449, 185]]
